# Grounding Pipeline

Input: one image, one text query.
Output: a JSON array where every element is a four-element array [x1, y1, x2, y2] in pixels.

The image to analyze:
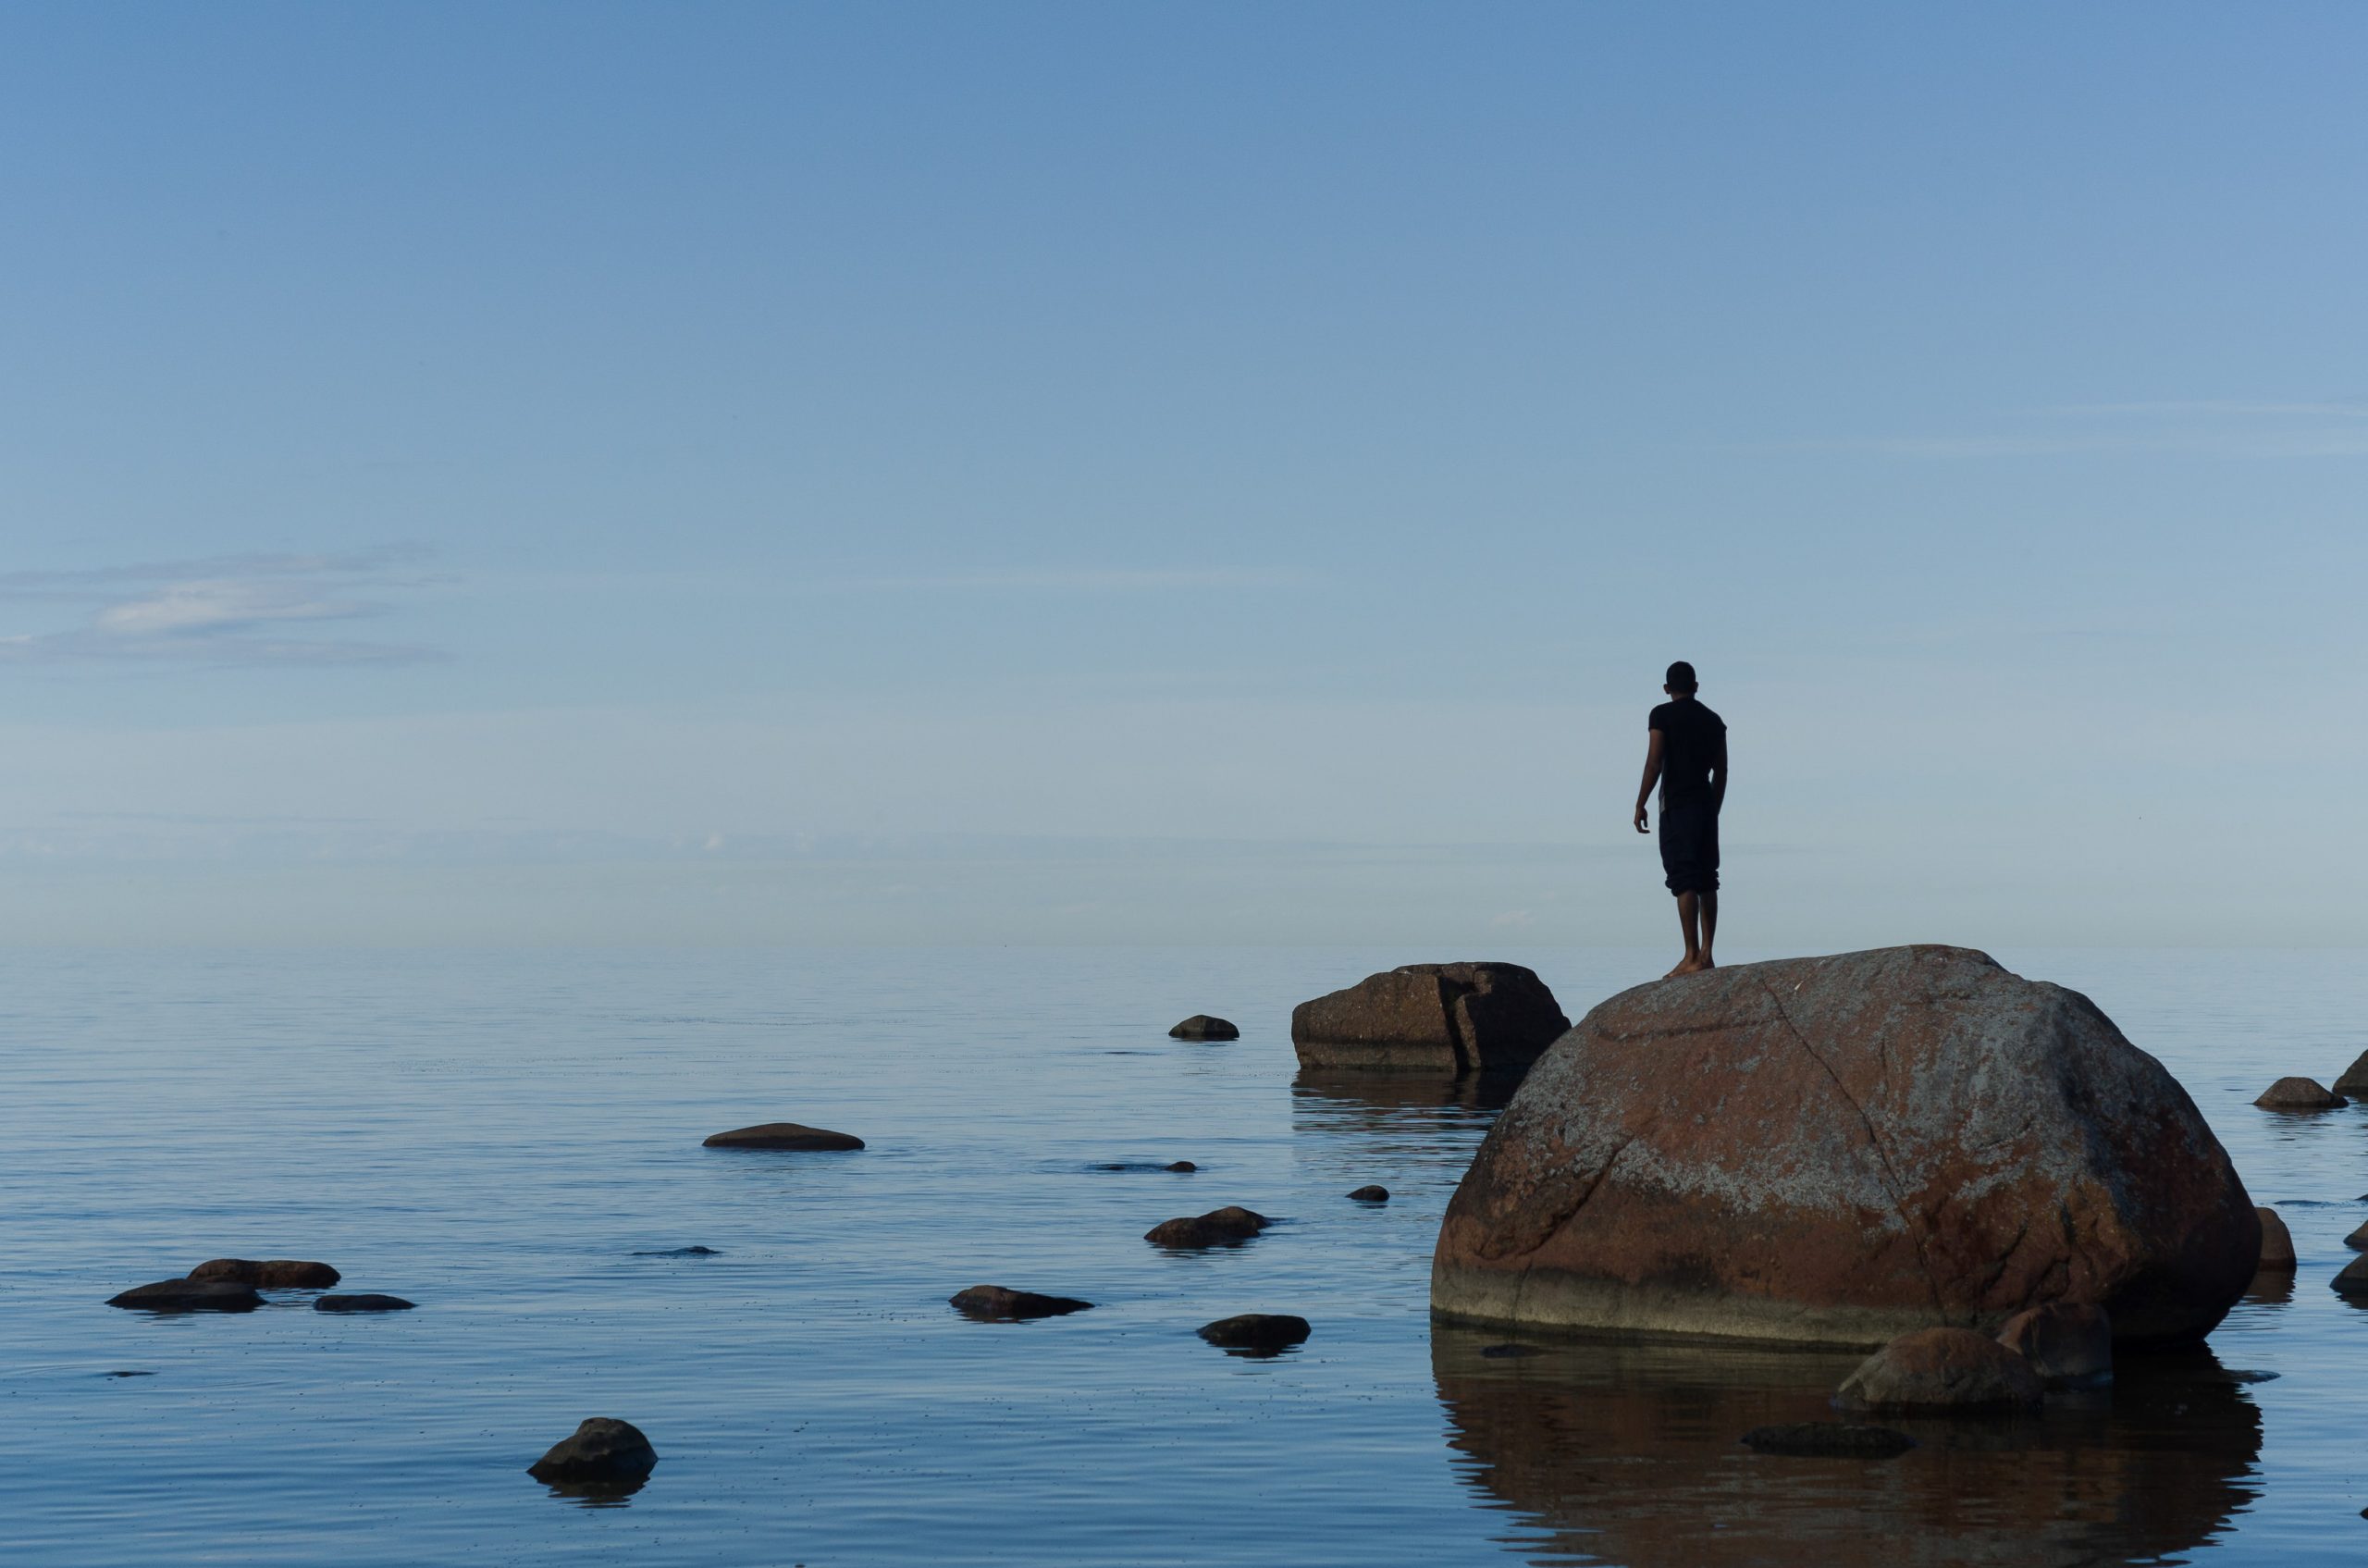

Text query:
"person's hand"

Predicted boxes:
[[1633, 803, 1649, 834]]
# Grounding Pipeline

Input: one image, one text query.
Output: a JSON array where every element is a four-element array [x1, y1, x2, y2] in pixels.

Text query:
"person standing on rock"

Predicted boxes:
[[1633, 661, 1726, 977]]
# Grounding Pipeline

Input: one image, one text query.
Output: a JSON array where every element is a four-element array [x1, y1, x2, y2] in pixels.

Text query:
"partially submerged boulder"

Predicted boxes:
[[701, 1122, 864, 1151], [1995, 1303, 2112, 1387], [1292, 962, 1568, 1075], [2347, 1219, 2368, 1251], [2253, 1077, 2345, 1110], [2256, 1209, 2297, 1270], [2335, 1256, 2368, 1297], [2333, 1049, 2368, 1098], [1433, 945, 2257, 1348], [949, 1285, 1093, 1320], [1146, 1206, 1269, 1248], [527, 1417, 658, 1484], [1835, 1327, 2044, 1414], [1169, 1015, 1240, 1041], [191, 1258, 340, 1289], [107, 1278, 262, 1313], [315, 1294, 415, 1313], [1349, 1184, 1390, 1203], [1198, 1313, 1311, 1352]]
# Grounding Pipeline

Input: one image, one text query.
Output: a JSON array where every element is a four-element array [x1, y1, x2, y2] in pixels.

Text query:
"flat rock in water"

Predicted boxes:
[[1741, 1422, 1917, 1458], [634, 1246, 721, 1257], [527, 1417, 659, 1484], [1349, 1184, 1390, 1203], [1994, 1303, 2112, 1386], [949, 1285, 1095, 1320], [315, 1293, 415, 1312], [190, 1258, 340, 1289], [107, 1278, 262, 1313], [1836, 1327, 2044, 1414], [2332, 1048, 2368, 1098], [1293, 962, 1569, 1075], [1433, 945, 2258, 1348], [2256, 1208, 2297, 1270], [1145, 1206, 1269, 1248], [1197, 1313, 1311, 1352], [1168, 1015, 1240, 1041], [1166, 1161, 1197, 1172], [701, 1122, 864, 1151], [2254, 1076, 2345, 1109], [2334, 1256, 2368, 1297]]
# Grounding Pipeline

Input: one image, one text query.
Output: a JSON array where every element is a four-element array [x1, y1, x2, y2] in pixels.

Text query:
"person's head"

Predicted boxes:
[[1664, 661, 1698, 698]]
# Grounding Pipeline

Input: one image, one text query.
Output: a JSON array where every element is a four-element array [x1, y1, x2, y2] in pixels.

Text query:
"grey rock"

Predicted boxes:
[[1292, 962, 1569, 1075], [2254, 1076, 2345, 1109], [527, 1417, 659, 1484]]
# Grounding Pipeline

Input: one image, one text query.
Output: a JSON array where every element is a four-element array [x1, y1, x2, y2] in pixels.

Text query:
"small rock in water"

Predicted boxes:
[[1994, 1303, 2112, 1387], [1145, 1206, 1270, 1248], [2224, 1369, 2280, 1384], [1835, 1327, 2043, 1414], [633, 1246, 722, 1257], [2345, 1220, 2368, 1252], [2332, 1048, 2368, 1098], [527, 1417, 659, 1484], [949, 1285, 1095, 1321], [101, 1370, 154, 1378], [1742, 1423, 1916, 1458], [1166, 1161, 1197, 1172], [701, 1122, 864, 1151], [191, 1258, 340, 1289], [1348, 1184, 1389, 1203], [1169, 1015, 1241, 1041], [2253, 1076, 2346, 1110], [106, 1278, 263, 1313], [2332, 1255, 2368, 1297], [1479, 1343, 1542, 1359], [315, 1293, 415, 1313], [1197, 1314, 1311, 1353], [2255, 1208, 2297, 1271]]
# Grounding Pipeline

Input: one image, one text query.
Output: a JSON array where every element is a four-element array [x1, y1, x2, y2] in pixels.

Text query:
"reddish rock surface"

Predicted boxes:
[[1145, 1205, 1269, 1248], [948, 1285, 1093, 1320], [701, 1122, 864, 1151], [1292, 962, 1569, 1074], [191, 1258, 340, 1289], [1433, 945, 2257, 1348], [2255, 1208, 2297, 1270], [1836, 1327, 2044, 1413], [1995, 1303, 2112, 1386], [2253, 1076, 2345, 1109]]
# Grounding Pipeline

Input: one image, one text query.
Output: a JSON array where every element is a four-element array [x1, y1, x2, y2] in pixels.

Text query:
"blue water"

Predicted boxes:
[[6, 945, 2366, 1566]]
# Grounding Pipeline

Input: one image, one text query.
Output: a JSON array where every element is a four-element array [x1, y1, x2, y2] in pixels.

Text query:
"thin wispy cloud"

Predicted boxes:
[[839, 567, 1299, 592], [0, 547, 446, 666]]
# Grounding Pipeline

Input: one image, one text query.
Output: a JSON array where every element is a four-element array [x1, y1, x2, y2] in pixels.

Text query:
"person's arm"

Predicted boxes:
[[1710, 731, 1728, 813], [1634, 730, 1665, 833]]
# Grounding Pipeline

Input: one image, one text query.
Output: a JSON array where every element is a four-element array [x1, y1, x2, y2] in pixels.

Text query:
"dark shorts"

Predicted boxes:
[[1659, 797, 1720, 895]]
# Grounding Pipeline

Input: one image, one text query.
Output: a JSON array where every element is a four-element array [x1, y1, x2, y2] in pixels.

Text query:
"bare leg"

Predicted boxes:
[[1667, 892, 1703, 978], [1698, 891, 1718, 969]]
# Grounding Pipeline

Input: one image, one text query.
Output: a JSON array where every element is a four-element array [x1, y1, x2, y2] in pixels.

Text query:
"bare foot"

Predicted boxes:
[[1664, 956, 1710, 978]]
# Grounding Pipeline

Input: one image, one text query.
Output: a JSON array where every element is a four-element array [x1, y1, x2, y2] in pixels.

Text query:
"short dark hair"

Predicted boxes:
[[1665, 661, 1697, 691]]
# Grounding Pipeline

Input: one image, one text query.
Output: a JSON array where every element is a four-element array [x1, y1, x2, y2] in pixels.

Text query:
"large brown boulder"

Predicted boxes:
[[1292, 962, 1569, 1074], [1433, 945, 2257, 1349]]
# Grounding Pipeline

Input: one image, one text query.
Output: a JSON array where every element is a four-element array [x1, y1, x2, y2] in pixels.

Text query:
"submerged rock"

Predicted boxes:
[[1836, 1327, 2044, 1414], [527, 1417, 659, 1484], [1433, 946, 2257, 1348], [1197, 1314, 1311, 1352], [1349, 1184, 1390, 1203], [2255, 1209, 2297, 1270], [190, 1258, 340, 1289], [1741, 1422, 1916, 1458], [1292, 962, 1569, 1075], [701, 1122, 864, 1151], [1146, 1206, 1269, 1248], [315, 1293, 414, 1313], [2253, 1077, 2345, 1109], [107, 1278, 262, 1313], [1169, 1015, 1240, 1041], [1166, 1161, 1197, 1173], [1994, 1303, 2112, 1387], [949, 1285, 1094, 1320], [633, 1246, 721, 1257]]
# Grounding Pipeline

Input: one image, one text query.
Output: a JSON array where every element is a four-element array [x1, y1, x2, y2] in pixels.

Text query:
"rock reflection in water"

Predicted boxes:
[[1433, 1327, 2261, 1568], [1289, 1069, 1518, 1125]]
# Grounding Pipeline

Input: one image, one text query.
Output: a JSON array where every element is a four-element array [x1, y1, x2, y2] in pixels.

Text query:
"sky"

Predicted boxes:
[[2, 2, 2363, 946]]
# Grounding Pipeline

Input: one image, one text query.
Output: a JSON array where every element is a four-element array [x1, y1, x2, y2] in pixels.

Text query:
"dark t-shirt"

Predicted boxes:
[[1649, 699, 1726, 806]]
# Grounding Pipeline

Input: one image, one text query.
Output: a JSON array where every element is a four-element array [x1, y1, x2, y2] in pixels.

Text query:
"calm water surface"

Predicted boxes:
[[6, 945, 2367, 1565]]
